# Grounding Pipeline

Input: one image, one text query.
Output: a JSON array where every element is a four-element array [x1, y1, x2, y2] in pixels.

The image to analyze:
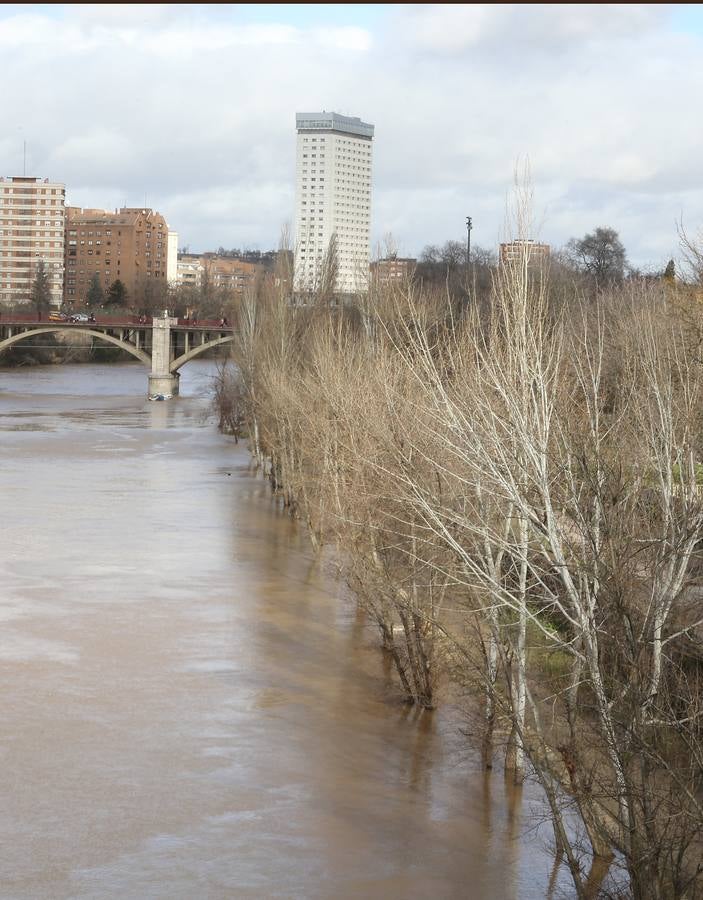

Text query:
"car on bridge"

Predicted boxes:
[[69, 313, 91, 323], [48, 311, 68, 322]]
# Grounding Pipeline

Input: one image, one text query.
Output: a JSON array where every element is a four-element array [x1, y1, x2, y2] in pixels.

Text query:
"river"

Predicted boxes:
[[0, 361, 570, 899]]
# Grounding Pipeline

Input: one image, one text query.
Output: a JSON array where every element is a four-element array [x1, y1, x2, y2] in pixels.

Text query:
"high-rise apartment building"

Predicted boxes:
[[65, 207, 170, 305], [294, 111, 374, 294], [0, 176, 66, 306]]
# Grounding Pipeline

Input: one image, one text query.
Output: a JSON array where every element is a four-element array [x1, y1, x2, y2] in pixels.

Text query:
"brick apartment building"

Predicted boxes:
[[499, 240, 550, 267], [0, 176, 66, 306], [370, 256, 417, 284], [176, 253, 262, 296], [65, 207, 172, 305], [202, 254, 261, 294]]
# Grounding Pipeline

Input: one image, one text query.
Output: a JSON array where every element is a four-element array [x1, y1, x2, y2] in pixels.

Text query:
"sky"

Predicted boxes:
[[1, 3, 703, 269]]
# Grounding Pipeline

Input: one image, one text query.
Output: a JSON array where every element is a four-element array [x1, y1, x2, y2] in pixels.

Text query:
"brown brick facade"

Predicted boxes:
[[65, 207, 169, 306]]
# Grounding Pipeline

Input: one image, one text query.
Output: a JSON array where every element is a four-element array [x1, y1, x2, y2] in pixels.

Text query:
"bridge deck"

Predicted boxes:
[[0, 315, 232, 331]]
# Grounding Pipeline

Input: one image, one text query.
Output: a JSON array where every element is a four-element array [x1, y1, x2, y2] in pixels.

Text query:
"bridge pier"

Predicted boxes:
[[148, 311, 179, 399], [1, 314, 233, 396]]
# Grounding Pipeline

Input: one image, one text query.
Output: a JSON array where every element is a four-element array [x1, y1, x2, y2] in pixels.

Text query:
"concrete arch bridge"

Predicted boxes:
[[0, 311, 233, 398]]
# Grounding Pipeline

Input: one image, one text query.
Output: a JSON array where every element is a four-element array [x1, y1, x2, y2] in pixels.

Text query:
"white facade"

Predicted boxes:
[[176, 254, 203, 289], [294, 112, 373, 294], [0, 176, 65, 307], [166, 230, 179, 285]]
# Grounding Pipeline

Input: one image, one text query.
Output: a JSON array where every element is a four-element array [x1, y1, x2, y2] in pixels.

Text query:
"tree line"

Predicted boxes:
[[218, 189, 703, 899], [417, 226, 678, 299]]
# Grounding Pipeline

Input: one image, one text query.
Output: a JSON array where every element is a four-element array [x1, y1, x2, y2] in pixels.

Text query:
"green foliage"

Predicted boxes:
[[86, 272, 104, 307], [672, 461, 703, 485], [30, 259, 51, 316], [106, 279, 128, 307]]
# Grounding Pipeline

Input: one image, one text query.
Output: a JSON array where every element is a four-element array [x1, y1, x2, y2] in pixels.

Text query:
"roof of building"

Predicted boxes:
[[296, 111, 374, 138], [66, 207, 168, 226]]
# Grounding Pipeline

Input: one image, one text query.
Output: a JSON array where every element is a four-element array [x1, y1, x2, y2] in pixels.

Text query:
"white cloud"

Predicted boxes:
[[395, 4, 670, 55], [0, 3, 699, 267]]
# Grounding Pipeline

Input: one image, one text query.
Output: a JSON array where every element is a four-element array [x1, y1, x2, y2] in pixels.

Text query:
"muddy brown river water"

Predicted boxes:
[[0, 361, 571, 899]]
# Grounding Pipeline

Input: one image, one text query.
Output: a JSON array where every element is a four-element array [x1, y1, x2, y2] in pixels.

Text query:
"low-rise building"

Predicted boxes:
[[176, 253, 262, 296], [499, 240, 550, 267], [176, 254, 204, 289], [370, 256, 417, 284], [201, 255, 261, 294]]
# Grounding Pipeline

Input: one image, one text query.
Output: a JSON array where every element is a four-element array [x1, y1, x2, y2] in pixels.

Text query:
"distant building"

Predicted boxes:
[[176, 253, 262, 296], [166, 231, 179, 285], [499, 240, 550, 267], [0, 176, 66, 307], [370, 256, 416, 285], [201, 254, 261, 294], [176, 254, 203, 289], [64, 207, 171, 305], [294, 111, 374, 295]]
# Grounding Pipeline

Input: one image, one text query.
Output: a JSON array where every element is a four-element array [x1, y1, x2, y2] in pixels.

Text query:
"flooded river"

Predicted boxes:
[[0, 361, 568, 899]]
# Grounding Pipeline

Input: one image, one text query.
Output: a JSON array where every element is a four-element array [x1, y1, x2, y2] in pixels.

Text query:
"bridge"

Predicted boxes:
[[0, 310, 234, 398]]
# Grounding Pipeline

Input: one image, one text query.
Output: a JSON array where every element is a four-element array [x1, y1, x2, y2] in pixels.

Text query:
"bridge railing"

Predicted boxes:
[[0, 313, 231, 329]]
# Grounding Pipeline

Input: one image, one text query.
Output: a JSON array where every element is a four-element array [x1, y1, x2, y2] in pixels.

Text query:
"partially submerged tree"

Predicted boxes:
[[216, 187, 703, 899]]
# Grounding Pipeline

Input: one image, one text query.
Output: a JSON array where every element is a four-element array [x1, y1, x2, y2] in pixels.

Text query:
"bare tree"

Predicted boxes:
[[215, 200, 703, 898], [677, 218, 703, 285]]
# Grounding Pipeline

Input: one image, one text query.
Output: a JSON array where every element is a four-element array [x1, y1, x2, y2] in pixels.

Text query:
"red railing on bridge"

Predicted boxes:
[[0, 313, 231, 329]]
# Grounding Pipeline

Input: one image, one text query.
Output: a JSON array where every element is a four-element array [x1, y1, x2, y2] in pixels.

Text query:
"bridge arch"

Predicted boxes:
[[0, 327, 151, 366], [170, 334, 233, 373]]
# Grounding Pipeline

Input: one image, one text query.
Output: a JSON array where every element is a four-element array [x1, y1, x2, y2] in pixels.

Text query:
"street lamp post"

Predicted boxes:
[[466, 216, 472, 267]]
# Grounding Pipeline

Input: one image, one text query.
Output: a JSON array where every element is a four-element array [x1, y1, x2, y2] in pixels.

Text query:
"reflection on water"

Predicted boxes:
[[0, 362, 569, 898]]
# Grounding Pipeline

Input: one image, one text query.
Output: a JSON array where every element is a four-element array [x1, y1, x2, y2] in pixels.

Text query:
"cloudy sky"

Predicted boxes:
[[1, 3, 702, 268]]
